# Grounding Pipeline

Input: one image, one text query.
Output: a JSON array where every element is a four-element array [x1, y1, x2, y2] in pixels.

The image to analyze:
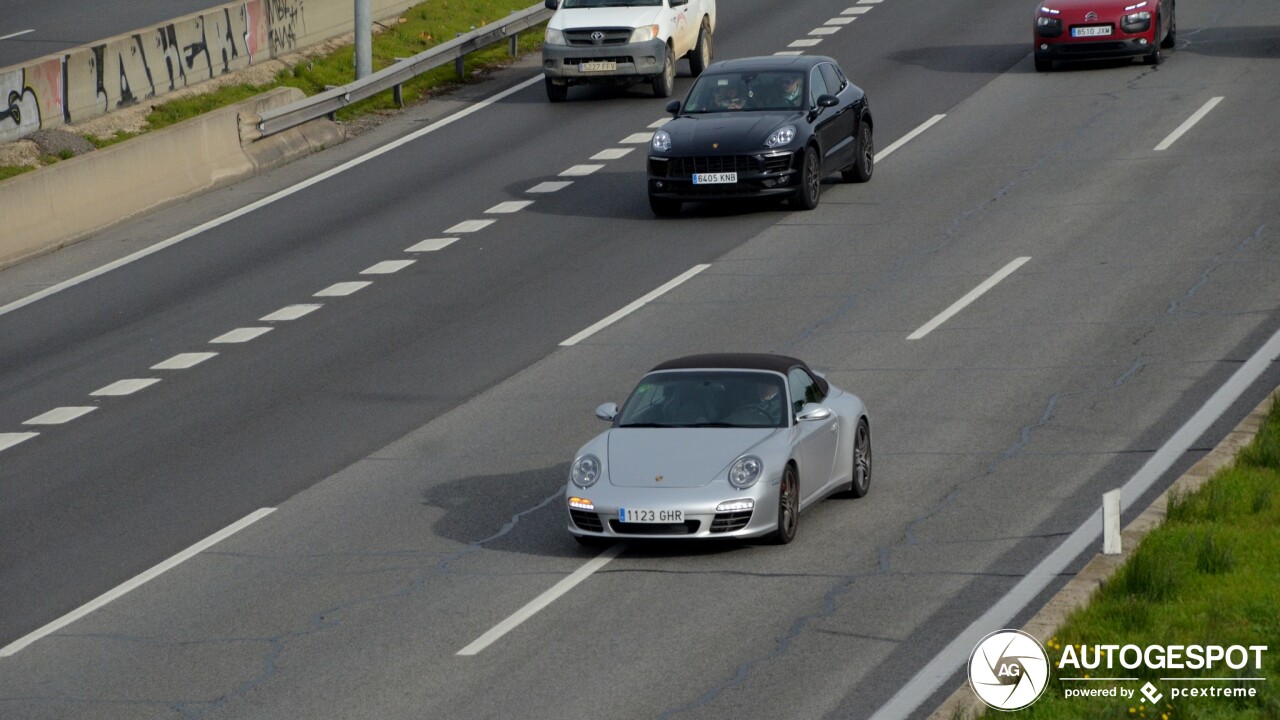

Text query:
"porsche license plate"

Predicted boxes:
[[692, 172, 737, 185], [579, 61, 617, 72], [1071, 25, 1112, 37], [618, 508, 684, 523]]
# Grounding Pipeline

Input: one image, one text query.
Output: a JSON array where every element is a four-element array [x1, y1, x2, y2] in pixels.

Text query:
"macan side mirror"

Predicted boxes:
[[595, 402, 619, 421], [665, 99, 681, 117], [817, 94, 839, 108], [796, 403, 833, 422]]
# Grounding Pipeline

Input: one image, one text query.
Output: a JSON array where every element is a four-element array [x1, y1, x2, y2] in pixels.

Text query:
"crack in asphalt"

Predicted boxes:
[[1166, 224, 1267, 317]]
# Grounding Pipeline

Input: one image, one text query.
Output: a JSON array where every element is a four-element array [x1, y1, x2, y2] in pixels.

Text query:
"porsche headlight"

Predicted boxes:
[[571, 454, 601, 488], [629, 25, 660, 43], [765, 125, 796, 148], [652, 129, 672, 152], [545, 28, 566, 45], [728, 456, 763, 489]]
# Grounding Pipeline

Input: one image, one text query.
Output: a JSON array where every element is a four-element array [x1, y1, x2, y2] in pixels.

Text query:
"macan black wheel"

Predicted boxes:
[[771, 464, 799, 544], [689, 20, 712, 77], [545, 77, 568, 103], [841, 122, 873, 183], [848, 419, 872, 498], [794, 145, 821, 210], [652, 49, 676, 98], [649, 195, 681, 217]]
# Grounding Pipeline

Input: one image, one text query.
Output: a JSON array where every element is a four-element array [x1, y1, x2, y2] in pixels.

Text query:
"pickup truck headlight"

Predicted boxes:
[[629, 25, 660, 43], [545, 28, 567, 45]]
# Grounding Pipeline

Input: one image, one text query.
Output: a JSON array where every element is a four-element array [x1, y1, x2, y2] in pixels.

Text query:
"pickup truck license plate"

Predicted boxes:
[[692, 172, 737, 185], [579, 61, 617, 72], [618, 508, 684, 523]]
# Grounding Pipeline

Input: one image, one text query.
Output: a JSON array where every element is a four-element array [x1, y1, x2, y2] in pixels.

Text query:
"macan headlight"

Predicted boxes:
[[571, 454, 602, 488], [652, 129, 673, 152], [765, 125, 796, 148], [728, 456, 764, 489]]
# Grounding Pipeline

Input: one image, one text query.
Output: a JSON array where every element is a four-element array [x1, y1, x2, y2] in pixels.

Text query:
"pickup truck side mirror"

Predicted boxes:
[[545, 0, 558, 9], [669, 0, 689, 6]]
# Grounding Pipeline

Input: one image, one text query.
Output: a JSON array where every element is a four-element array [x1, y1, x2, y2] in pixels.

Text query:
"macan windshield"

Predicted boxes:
[[562, 0, 662, 7], [616, 371, 788, 429], [683, 71, 807, 113]]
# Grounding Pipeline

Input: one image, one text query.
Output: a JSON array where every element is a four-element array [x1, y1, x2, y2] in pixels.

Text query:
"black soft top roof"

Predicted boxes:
[[648, 353, 829, 395]]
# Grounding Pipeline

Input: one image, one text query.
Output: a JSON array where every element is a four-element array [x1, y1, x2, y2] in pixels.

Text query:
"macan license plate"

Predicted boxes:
[[692, 172, 737, 185], [618, 508, 684, 523], [1071, 25, 1112, 37], [579, 61, 617, 72]]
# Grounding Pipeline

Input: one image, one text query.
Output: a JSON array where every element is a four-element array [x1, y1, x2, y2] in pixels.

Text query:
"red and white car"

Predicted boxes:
[[1034, 0, 1176, 71]]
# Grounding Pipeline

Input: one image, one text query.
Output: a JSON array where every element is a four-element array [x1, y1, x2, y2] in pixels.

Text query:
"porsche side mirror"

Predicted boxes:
[[665, 99, 681, 117], [817, 94, 839, 108], [595, 402, 619, 421], [544, 0, 558, 9], [796, 404, 833, 422]]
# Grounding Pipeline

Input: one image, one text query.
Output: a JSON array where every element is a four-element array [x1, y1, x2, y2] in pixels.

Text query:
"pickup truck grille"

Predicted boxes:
[[564, 28, 632, 46]]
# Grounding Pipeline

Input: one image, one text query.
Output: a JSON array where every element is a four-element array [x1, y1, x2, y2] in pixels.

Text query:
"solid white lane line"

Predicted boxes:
[[0, 432, 39, 452], [0, 74, 544, 321], [869, 324, 1280, 720], [907, 257, 1030, 340], [0, 508, 276, 657], [210, 327, 273, 343], [619, 133, 652, 144], [362, 259, 416, 274], [152, 352, 218, 370], [561, 264, 711, 346], [486, 200, 534, 214], [527, 181, 573, 193], [789, 38, 822, 47], [90, 378, 160, 396], [25, 407, 96, 425], [826, 17, 856, 24], [647, 118, 671, 128], [810, 26, 841, 35], [843, 6, 872, 13], [406, 237, 459, 252], [560, 164, 604, 177], [876, 113, 946, 162], [1154, 96, 1224, 151], [446, 219, 496, 233], [260, 304, 322, 322], [591, 148, 634, 160], [456, 543, 625, 656], [314, 281, 371, 297], [0, 29, 35, 40]]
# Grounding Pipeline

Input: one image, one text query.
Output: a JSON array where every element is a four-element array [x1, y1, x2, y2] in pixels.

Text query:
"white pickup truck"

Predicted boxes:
[[541, 0, 716, 102]]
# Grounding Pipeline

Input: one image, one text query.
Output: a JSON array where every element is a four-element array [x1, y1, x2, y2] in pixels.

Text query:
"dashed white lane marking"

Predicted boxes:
[[810, 26, 841, 35], [25, 407, 96, 425], [775, 50, 805, 56], [0, 29, 35, 40], [406, 237, 459, 252], [315, 281, 372, 297], [456, 543, 625, 656], [619, 133, 652, 144], [826, 16, 856, 24], [591, 148, 634, 160], [858, 0, 884, 4], [561, 264, 711, 346], [0, 432, 39, 452], [1154, 96, 1224, 151], [362, 259, 416, 274], [843, 4, 872, 10], [210, 327, 273, 343], [446, 219, 496, 233], [907, 257, 1031, 340], [152, 352, 218, 370], [560, 164, 604, 177], [0, 507, 277, 657], [875, 113, 946, 162], [527, 181, 573, 193], [261, 304, 322, 322], [91, 379, 160, 396], [870, 324, 1280, 720], [789, 38, 822, 47], [486, 200, 534, 214], [648, 118, 671, 128]]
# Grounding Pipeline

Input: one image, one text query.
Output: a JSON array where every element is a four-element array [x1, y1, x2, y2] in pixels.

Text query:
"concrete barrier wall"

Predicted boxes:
[[0, 87, 340, 268], [0, 0, 418, 142]]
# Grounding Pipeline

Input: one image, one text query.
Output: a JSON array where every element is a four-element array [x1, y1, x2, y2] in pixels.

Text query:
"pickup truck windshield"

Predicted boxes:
[[563, 0, 663, 7]]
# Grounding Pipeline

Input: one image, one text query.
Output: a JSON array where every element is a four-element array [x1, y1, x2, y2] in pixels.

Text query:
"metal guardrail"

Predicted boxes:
[[256, 2, 551, 137]]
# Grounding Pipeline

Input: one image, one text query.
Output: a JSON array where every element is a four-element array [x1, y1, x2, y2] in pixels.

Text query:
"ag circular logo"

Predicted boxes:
[[968, 629, 1050, 711]]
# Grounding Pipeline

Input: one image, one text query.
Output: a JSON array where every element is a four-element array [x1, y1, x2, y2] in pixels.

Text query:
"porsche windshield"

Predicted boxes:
[[617, 371, 788, 428], [683, 71, 806, 113], [562, 0, 662, 7]]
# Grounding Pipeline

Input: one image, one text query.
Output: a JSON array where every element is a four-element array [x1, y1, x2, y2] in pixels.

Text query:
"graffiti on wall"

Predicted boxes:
[[1, 58, 63, 143], [268, 0, 306, 56]]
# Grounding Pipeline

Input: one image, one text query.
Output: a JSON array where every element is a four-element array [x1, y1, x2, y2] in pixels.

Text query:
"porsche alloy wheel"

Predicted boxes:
[[690, 21, 712, 77], [849, 419, 872, 498], [796, 145, 821, 210], [842, 122, 874, 183], [653, 50, 676, 98], [772, 465, 799, 544]]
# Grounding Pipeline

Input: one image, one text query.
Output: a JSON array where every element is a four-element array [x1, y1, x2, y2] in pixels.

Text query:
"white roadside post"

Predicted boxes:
[[355, 0, 372, 79], [1102, 489, 1122, 555]]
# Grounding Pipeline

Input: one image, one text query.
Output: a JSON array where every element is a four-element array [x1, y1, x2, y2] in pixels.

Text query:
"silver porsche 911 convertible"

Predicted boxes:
[[565, 353, 872, 545]]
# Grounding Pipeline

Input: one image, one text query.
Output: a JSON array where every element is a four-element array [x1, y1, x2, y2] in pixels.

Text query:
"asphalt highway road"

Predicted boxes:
[[0, 0, 225, 67], [1, 0, 1278, 717]]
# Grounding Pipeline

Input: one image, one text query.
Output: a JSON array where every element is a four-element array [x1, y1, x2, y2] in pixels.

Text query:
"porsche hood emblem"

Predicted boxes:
[[712, 142, 719, 149]]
